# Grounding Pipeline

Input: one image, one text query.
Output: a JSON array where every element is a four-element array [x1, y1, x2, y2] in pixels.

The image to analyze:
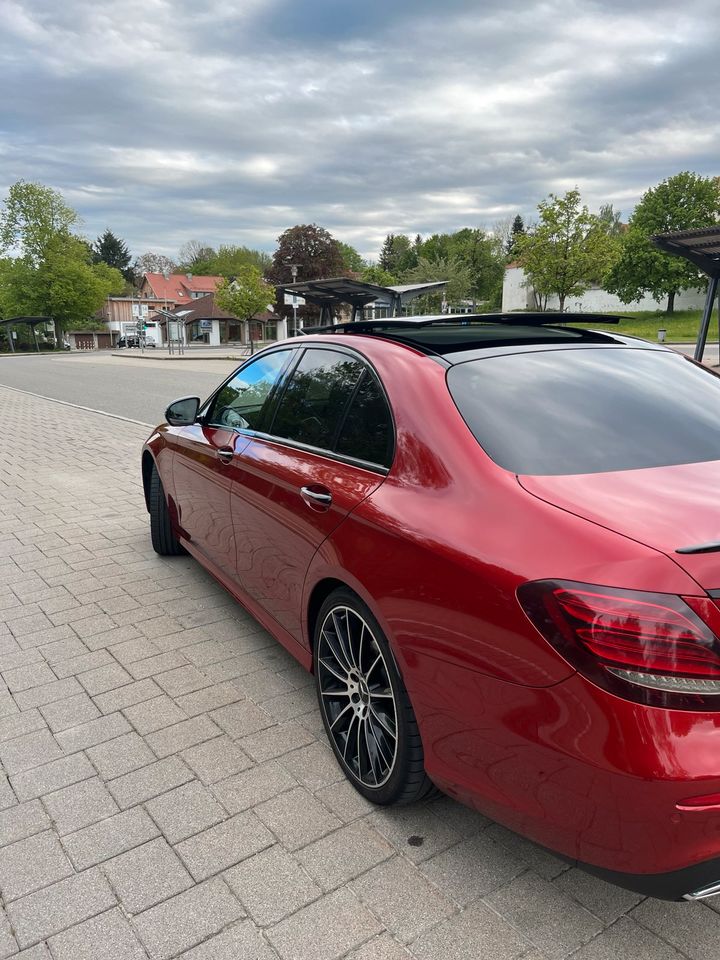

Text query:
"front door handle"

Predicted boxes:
[[300, 485, 332, 510], [216, 446, 234, 464]]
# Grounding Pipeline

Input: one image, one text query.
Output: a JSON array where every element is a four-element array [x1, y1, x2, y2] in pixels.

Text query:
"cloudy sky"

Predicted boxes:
[[1, 0, 718, 261]]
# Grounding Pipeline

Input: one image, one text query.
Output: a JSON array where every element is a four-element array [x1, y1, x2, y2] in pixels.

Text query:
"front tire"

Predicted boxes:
[[149, 464, 186, 556], [314, 588, 435, 805]]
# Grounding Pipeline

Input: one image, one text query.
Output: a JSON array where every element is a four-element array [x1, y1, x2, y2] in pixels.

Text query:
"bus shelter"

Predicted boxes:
[[0, 316, 53, 353], [278, 278, 448, 325], [652, 227, 720, 361]]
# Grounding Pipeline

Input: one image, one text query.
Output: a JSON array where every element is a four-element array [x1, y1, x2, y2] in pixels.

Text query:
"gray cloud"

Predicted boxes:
[[0, 0, 718, 260]]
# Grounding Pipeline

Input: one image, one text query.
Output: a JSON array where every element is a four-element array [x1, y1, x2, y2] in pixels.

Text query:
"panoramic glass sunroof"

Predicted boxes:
[[375, 323, 624, 354]]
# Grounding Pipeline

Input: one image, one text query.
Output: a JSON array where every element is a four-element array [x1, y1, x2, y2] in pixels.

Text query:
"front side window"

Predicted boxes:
[[206, 350, 291, 431], [270, 349, 365, 450]]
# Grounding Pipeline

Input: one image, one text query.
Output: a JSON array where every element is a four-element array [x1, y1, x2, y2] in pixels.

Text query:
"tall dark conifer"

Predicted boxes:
[[94, 229, 132, 281]]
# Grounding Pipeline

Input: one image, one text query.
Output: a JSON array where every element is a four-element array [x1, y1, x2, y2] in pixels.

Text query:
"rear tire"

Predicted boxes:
[[149, 464, 186, 556], [314, 588, 436, 805]]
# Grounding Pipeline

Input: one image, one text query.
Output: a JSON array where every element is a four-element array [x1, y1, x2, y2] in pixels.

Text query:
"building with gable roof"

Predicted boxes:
[[138, 272, 223, 303]]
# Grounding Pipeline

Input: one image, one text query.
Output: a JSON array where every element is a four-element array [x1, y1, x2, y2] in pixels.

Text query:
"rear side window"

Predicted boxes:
[[448, 348, 720, 475], [336, 371, 393, 467], [271, 349, 364, 450]]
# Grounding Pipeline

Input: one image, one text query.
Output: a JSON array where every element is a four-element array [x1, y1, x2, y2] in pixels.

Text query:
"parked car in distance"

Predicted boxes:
[[118, 334, 156, 348], [142, 314, 720, 901]]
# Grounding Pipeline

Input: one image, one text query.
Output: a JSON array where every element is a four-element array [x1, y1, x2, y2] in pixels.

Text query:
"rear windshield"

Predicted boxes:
[[447, 348, 720, 475]]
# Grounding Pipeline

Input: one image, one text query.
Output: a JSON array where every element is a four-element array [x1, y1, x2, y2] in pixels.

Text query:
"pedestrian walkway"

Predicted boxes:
[[0, 384, 718, 959]]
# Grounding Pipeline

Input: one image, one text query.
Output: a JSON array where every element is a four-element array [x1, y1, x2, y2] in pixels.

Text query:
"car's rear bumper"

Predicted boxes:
[[580, 856, 720, 901], [408, 660, 720, 896]]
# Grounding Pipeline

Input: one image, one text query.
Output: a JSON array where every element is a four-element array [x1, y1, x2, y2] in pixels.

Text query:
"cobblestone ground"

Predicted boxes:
[[1, 384, 720, 960]]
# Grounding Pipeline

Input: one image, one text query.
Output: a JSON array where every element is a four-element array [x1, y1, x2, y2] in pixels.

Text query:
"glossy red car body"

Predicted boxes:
[[142, 322, 720, 900]]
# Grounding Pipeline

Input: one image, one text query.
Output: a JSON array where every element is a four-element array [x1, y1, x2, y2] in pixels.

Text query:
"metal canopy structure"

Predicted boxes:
[[0, 316, 53, 353], [279, 277, 448, 324], [652, 227, 720, 361]]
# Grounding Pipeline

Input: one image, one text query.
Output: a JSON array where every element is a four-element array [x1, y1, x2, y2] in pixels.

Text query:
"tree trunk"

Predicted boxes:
[[558, 294, 566, 313], [666, 290, 676, 314]]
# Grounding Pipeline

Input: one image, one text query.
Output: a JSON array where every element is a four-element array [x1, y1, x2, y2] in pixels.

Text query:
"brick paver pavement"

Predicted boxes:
[[1, 383, 720, 959]]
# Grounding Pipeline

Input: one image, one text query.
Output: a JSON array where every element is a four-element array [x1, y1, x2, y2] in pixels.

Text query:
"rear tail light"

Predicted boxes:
[[517, 580, 720, 709]]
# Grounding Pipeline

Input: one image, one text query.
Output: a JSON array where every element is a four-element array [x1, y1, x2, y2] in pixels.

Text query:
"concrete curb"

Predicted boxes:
[[110, 352, 247, 362]]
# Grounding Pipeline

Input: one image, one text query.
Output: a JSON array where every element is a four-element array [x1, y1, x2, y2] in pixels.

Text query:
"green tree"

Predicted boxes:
[[379, 234, 417, 274], [210, 245, 271, 277], [449, 228, 504, 305], [605, 172, 720, 313], [517, 189, 618, 312], [0, 236, 123, 332], [0, 180, 78, 264], [268, 224, 345, 284], [403, 256, 474, 310], [508, 214, 526, 256], [412, 228, 505, 307], [93, 229, 132, 283], [597, 204, 623, 236], [0, 255, 42, 318], [361, 264, 398, 286], [215, 265, 276, 322], [177, 242, 272, 277], [378, 234, 394, 271], [177, 240, 217, 273], [0, 181, 123, 336], [337, 241, 365, 274], [43, 237, 124, 329]]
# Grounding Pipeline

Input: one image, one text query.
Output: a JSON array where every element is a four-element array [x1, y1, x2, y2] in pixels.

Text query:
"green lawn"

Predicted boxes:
[[569, 309, 704, 342]]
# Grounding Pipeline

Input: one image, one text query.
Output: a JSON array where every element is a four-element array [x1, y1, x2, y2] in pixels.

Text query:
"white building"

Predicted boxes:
[[502, 264, 707, 314]]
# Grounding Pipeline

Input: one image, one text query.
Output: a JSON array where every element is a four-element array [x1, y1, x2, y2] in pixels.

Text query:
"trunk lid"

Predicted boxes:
[[519, 460, 720, 591]]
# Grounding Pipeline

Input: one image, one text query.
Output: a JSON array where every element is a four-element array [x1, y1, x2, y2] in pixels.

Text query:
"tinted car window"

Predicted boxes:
[[336, 371, 393, 467], [207, 350, 290, 431], [271, 349, 364, 450], [448, 348, 720, 475]]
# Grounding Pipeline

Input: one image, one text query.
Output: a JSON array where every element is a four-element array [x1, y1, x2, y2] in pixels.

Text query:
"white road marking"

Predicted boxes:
[[0, 383, 153, 427]]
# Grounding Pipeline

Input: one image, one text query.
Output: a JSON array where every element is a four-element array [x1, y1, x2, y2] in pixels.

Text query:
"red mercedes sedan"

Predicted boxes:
[[142, 315, 720, 901]]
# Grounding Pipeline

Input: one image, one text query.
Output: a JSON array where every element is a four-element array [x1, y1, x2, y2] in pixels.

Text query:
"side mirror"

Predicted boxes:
[[165, 396, 200, 426]]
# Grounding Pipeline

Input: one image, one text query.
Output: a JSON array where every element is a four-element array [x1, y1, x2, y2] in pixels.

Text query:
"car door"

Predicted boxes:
[[228, 345, 395, 643], [171, 348, 293, 576]]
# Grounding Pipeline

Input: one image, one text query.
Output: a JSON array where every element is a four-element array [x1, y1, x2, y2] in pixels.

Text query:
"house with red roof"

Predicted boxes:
[[139, 272, 223, 304]]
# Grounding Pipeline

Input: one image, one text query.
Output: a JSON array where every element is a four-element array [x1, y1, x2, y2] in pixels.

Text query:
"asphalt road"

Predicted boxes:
[[0, 353, 240, 425], [1, 341, 715, 430]]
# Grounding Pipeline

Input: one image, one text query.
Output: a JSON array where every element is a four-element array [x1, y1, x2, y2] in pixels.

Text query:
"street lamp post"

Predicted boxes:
[[285, 262, 301, 336]]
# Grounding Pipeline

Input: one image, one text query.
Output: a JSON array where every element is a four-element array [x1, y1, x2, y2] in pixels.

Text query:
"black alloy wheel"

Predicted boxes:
[[149, 464, 186, 557], [314, 588, 435, 805]]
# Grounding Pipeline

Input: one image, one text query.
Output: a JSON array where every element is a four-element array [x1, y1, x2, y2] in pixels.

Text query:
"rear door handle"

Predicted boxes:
[[217, 446, 234, 464], [300, 485, 332, 509]]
